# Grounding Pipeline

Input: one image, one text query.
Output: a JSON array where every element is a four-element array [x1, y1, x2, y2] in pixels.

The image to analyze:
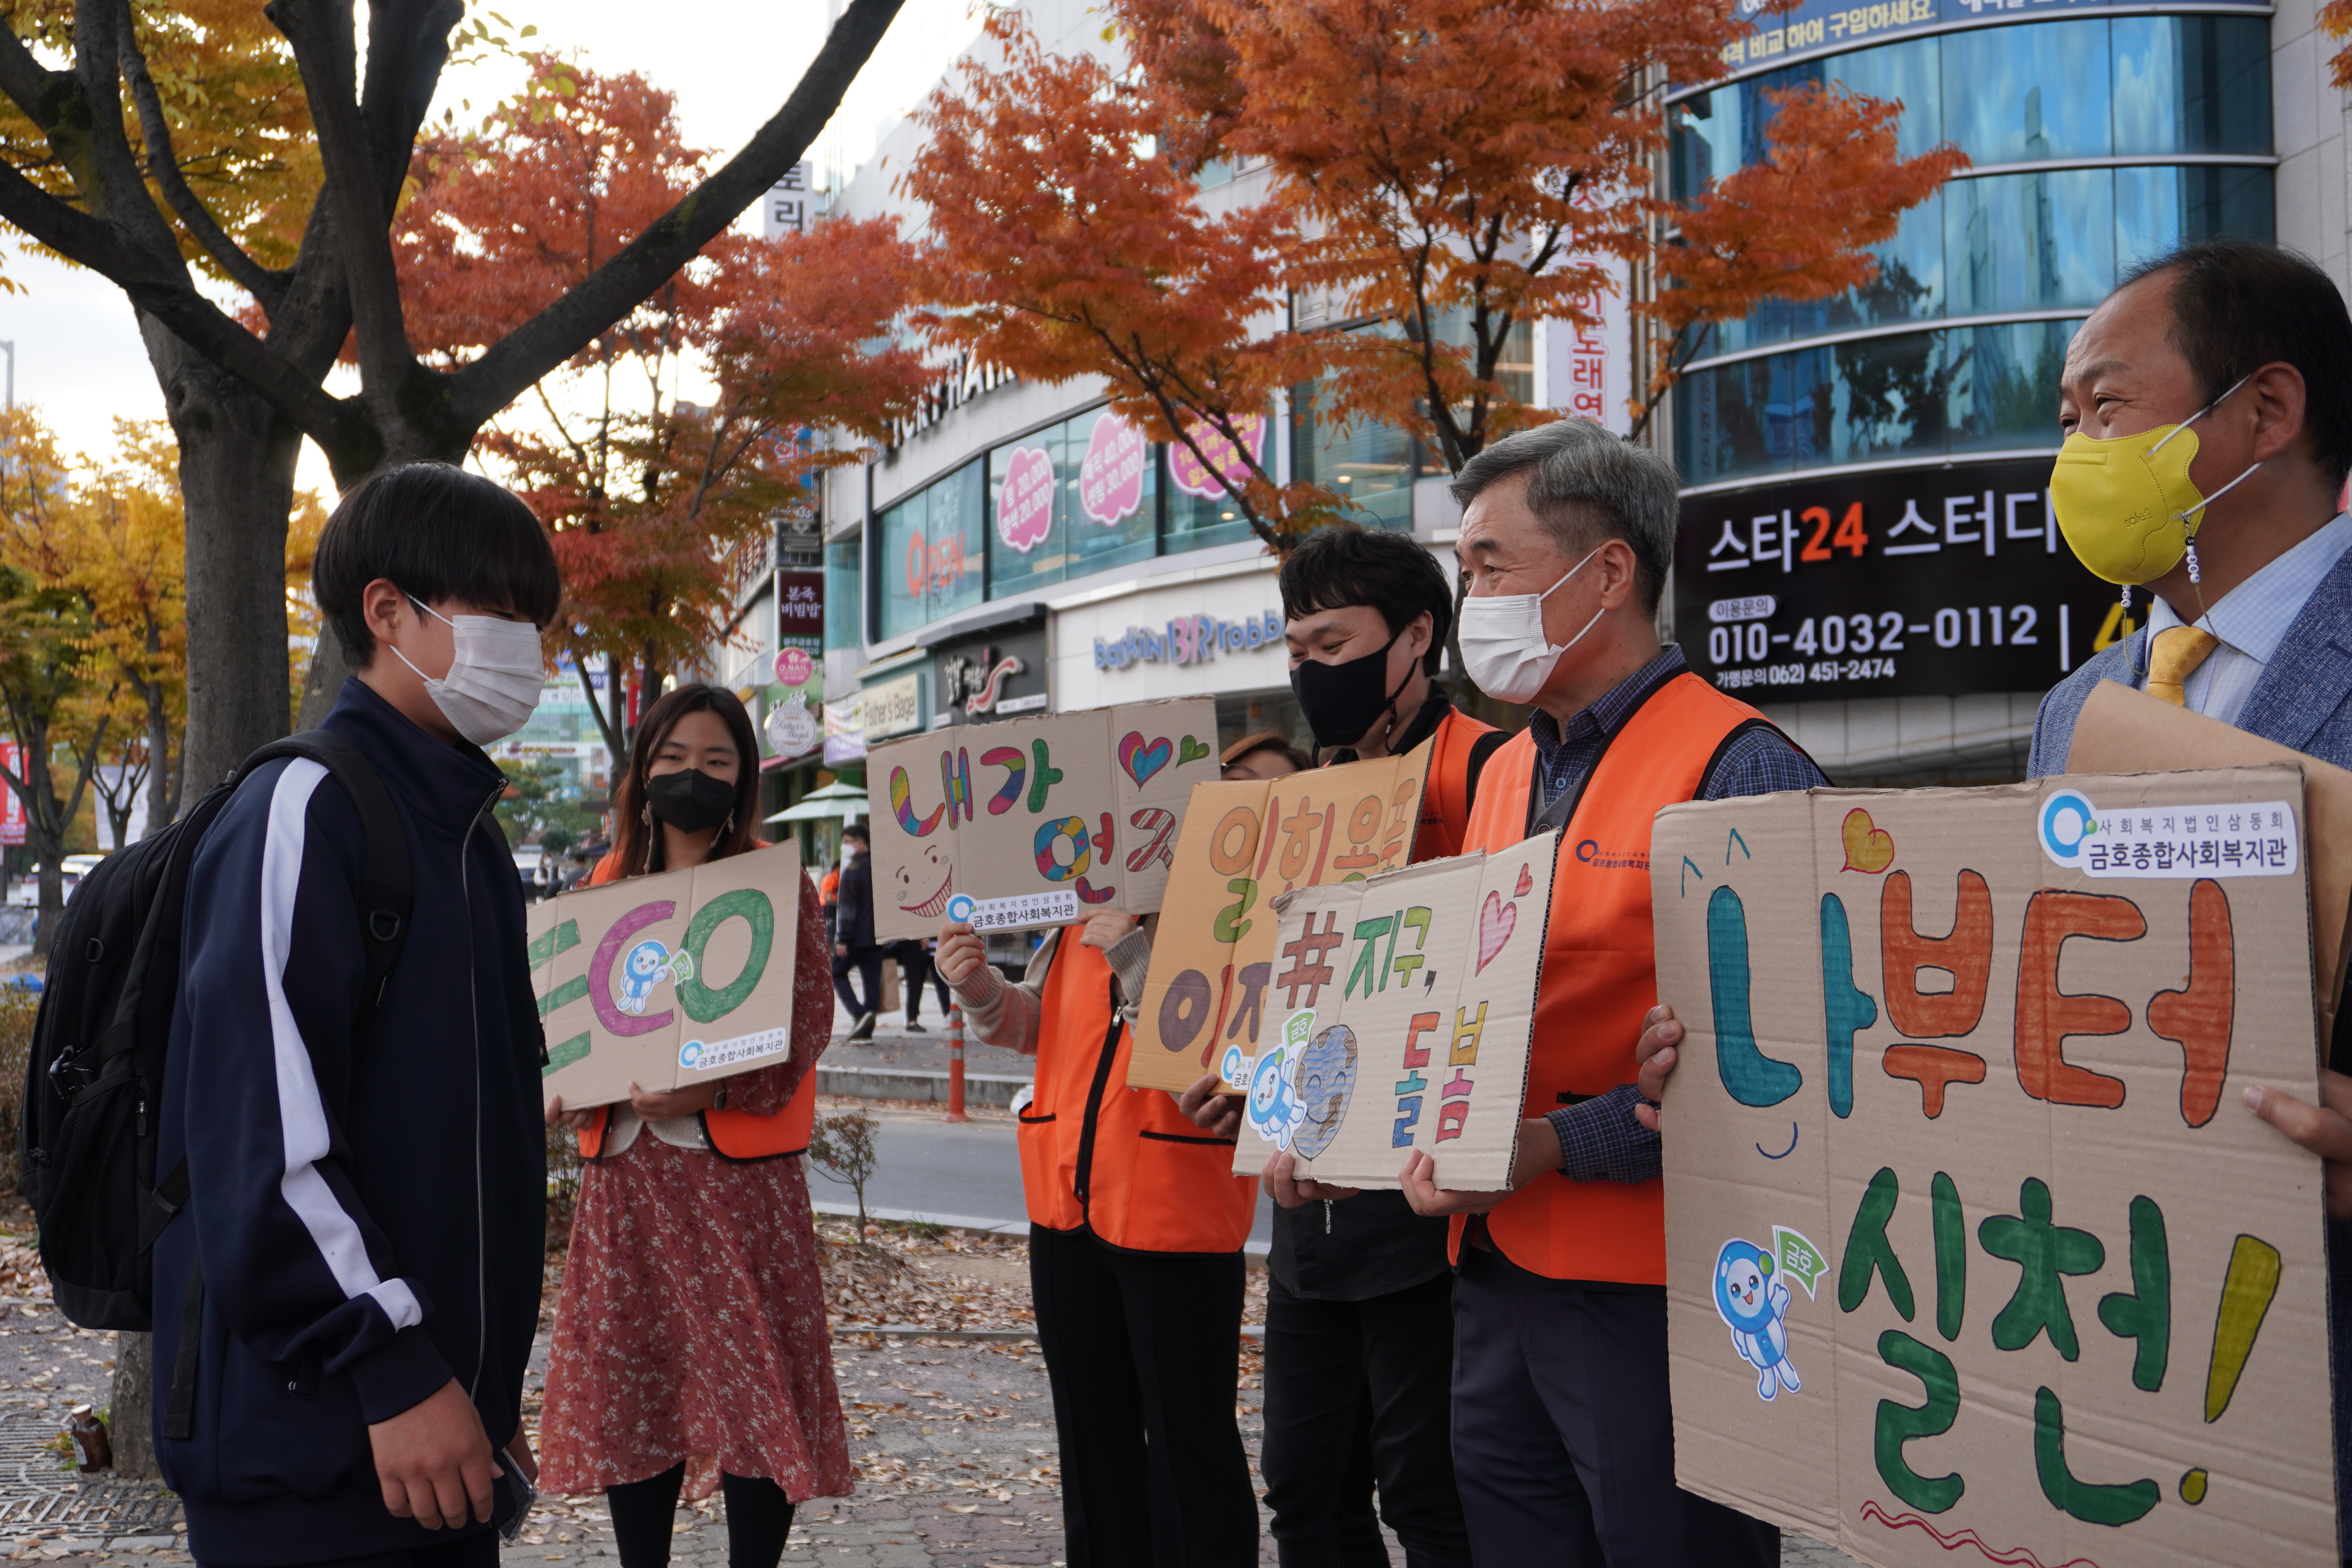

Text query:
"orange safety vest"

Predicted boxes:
[[1454, 671, 1778, 1283], [1018, 927, 1259, 1252], [573, 847, 819, 1163], [1414, 704, 1499, 862]]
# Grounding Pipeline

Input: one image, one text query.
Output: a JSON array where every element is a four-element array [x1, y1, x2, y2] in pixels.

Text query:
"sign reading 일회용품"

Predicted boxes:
[[1673, 459, 2135, 702], [863, 698, 1219, 942], [533, 843, 805, 1111], [1650, 768, 2335, 1568]]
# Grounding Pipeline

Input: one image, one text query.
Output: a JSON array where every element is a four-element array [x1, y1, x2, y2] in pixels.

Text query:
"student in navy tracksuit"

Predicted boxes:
[[152, 464, 563, 1568]]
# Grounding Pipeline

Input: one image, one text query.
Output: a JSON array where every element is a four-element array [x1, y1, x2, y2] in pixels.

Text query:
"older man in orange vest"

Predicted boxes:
[[1396, 419, 1821, 1565]]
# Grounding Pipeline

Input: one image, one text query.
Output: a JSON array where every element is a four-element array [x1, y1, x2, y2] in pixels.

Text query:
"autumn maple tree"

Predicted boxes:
[[0, 0, 905, 789], [396, 59, 928, 769], [910, 0, 1965, 541]]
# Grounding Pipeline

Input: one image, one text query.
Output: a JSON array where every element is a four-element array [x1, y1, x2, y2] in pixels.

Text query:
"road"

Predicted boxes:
[[818, 1101, 1276, 1252]]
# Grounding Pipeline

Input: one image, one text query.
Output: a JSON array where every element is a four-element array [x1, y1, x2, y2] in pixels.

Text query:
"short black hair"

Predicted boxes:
[[2118, 239, 2352, 490], [312, 463, 562, 664], [842, 822, 870, 845], [1278, 525, 1453, 675]]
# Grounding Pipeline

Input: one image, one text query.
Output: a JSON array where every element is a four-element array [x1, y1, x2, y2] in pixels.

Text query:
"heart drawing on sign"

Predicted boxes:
[[1514, 863, 1534, 898], [1119, 732, 1174, 785], [1475, 890, 1516, 974], [1178, 736, 1211, 766], [1840, 807, 1896, 874]]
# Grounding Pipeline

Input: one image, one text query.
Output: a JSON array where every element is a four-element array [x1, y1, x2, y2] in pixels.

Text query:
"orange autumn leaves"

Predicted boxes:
[[391, 58, 925, 693], [906, 0, 1966, 548]]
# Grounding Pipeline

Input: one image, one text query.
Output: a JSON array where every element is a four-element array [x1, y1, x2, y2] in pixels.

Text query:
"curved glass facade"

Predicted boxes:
[[1671, 11, 2274, 489]]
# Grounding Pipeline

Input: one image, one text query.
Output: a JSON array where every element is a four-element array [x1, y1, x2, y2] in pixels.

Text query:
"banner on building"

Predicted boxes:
[[0, 741, 25, 846], [1651, 770, 2335, 1568], [1127, 744, 1433, 1093], [1217, 837, 1558, 1189], [533, 842, 804, 1111], [864, 698, 1218, 941]]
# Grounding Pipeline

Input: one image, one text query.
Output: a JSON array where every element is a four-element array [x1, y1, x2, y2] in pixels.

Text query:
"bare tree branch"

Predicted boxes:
[[0, 21, 64, 123], [115, 4, 290, 310], [448, 0, 907, 430]]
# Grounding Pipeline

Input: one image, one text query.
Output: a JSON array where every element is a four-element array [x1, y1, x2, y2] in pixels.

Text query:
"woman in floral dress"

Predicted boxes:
[[541, 683, 850, 1568]]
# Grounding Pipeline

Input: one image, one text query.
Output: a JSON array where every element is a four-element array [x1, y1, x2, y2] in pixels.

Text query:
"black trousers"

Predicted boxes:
[[1029, 1223, 1258, 1567], [298, 1533, 498, 1568], [1261, 1271, 1470, 1568], [1450, 1244, 1778, 1567], [894, 941, 952, 1021], [830, 944, 884, 1020]]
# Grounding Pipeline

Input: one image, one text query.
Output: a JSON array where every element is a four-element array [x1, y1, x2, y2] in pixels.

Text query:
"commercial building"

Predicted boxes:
[[1666, 0, 2321, 780]]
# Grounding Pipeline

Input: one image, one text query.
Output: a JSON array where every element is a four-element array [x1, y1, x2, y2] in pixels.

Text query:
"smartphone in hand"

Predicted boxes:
[[495, 1445, 537, 1544]]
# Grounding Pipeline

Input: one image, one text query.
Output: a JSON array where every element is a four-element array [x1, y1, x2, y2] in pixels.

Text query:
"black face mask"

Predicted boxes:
[[646, 768, 737, 834], [1290, 625, 1414, 750]]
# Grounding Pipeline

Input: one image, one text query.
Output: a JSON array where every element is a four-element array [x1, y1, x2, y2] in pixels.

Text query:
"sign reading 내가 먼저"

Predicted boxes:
[[1126, 744, 1433, 1094], [1221, 836, 1559, 1191], [1650, 769, 2336, 1568], [533, 844, 805, 1111], [864, 699, 1218, 942]]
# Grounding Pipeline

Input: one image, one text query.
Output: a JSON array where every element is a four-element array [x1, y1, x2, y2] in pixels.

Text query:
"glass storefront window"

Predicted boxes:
[[1941, 20, 2111, 165], [1166, 416, 1278, 552], [1676, 318, 2085, 485], [875, 460, 984, 640], [1292, 382, 1417, 529], [824, 534, 861, 652], [1944, 169, 2113, 318], [985, 407, 1159, 600], [2112, 16, 2271, 157]]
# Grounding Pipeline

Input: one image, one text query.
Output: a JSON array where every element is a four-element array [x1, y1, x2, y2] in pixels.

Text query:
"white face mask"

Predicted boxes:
[[1457, 546, 1605, 704], [387, 597, 546, 747]]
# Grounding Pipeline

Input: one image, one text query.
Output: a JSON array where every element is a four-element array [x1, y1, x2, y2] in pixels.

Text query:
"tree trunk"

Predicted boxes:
[[144, 685, 172, 838], [142, 322, 303, 793], [109, 1334, 156, 1479]]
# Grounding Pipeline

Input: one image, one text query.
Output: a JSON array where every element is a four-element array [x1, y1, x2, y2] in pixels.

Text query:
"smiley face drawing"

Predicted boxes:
[[618, 938, 693, 1015], [1713, 1238, 1800, 1401], [895, 842, 955, 918], [1290, 1024, 1358, 1161]]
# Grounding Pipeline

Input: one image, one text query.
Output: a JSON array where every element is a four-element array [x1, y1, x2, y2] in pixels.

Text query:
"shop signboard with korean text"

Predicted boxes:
[[774, 569, 822, 697], [1651, 771, 2334, 1568], [1128, 745, 1434, 1093], [534, 844, 804, 1111], [1703, 0, 2262, 79], [864, 699, 1218, 941], [1218, 839, 1558, 1190], [1675, 459, 2132, 702]]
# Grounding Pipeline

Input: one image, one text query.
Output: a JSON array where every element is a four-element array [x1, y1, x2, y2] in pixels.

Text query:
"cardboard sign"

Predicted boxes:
[[1125, 743, 1435, 1093], [2069, 679, 2352, 1040], [865, 699, 1217, 942], [1652, 771, 2335, 1568], [533, 844, 804, 1110], [1217, 836, 1558, 1189]]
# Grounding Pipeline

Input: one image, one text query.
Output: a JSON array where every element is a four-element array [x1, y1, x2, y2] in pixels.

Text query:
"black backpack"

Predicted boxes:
[[20, 730, 413, 1332]]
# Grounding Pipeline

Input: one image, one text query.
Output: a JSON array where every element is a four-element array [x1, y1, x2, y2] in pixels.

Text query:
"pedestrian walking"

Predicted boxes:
[[831, 825, 882, 1040], [539, 683, 848, 1568]]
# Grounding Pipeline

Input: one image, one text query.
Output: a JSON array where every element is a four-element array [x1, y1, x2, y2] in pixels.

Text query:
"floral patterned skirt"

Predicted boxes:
[[537, 1135, 853, 1501]]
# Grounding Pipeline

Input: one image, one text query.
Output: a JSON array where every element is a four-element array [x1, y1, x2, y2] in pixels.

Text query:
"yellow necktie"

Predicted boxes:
[[2147, 625, 2220, 707]]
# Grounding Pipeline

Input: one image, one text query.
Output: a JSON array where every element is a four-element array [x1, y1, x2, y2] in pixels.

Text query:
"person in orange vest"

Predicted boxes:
[[1181, 528, 1494, 1568], [539, 683, 847, 1568], [1395, 421, 1824, 1565], [933, 867, 1261, 1564]]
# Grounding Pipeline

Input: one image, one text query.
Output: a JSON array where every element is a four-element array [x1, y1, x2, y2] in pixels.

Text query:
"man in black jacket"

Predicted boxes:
[[831, 823, 882, 1041], [153, 465, 560, 1567]]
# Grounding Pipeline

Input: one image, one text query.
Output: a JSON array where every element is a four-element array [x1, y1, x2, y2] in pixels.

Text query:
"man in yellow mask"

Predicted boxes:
[[1642, 236, 2352, 1561]]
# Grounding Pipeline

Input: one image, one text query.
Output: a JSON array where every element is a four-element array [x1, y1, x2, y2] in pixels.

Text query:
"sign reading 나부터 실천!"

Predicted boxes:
[[1650, 768, 2336, 1568], [532, 843, 804, 1111], [863, 698, 1218, 942]]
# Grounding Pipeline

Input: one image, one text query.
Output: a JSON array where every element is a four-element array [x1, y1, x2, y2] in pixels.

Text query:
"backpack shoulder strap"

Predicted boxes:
[[238, 730, 413, 1012]]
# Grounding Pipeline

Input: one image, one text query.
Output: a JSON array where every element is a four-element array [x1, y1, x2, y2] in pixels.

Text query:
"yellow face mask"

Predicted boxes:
[[2048, 376, 2257, 586]]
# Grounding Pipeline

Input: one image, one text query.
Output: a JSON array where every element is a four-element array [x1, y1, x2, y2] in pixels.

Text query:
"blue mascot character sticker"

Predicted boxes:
[[1714, 1237, 1802, 1401], [618, 938, 696, 1016], [1224, 1010, 1313, 1149]]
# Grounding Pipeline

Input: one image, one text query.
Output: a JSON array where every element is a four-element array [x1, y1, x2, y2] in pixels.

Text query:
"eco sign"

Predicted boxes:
[[864, 699, 1218, 941], [1651, 769, 2335, 1568], [532, 844, 805, 1111], [1127, 743, 1434, 1093]]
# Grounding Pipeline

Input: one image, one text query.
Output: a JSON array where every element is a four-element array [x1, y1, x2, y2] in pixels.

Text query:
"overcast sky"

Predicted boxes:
[[1, 0, 980, 491]]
